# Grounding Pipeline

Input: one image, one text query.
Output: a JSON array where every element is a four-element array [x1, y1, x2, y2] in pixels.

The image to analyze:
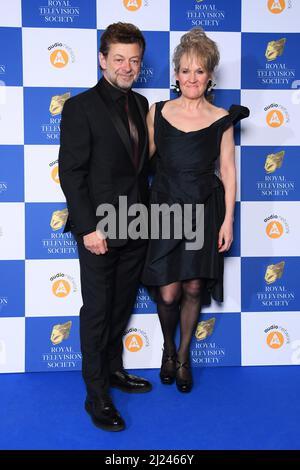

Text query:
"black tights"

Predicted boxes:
[[156, 279, 203, 367]]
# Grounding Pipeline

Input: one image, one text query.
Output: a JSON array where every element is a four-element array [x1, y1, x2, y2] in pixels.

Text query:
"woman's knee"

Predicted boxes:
[[182, 279, 202, 300], [158, 287, 181, 306]]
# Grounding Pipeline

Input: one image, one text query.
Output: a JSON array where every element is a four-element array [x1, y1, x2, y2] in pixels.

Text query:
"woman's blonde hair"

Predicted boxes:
[[173, 28, 220, 74]]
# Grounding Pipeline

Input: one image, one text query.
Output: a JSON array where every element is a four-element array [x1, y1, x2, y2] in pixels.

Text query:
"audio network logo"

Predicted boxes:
[[50, 272, 77, 298], [264, 103, 289, 128], [123, 0, 142, 11], [267, 0, 292, 14], [265, 324, 290, 349], [48, 43, 75, 68], [49, 160, 60, 184], [264, 213, 289, 239], [124, 327, 149, 352]]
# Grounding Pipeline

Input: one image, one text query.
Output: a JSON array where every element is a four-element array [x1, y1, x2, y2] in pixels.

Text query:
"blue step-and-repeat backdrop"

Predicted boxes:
[[1, 0, 300, 373]]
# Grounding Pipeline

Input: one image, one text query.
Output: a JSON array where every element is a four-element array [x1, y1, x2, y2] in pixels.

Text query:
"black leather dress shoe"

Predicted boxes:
[[85, 394, 125, 431], [110, 370, 152, 393]]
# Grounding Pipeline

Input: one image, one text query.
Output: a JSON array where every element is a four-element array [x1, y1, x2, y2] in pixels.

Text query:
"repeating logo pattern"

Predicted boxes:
[[0, 0, 300, 373]]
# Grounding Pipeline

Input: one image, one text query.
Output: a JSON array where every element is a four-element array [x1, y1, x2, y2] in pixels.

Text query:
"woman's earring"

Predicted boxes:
[[171, 80, 181, 95], [206, 79, 216, 94]]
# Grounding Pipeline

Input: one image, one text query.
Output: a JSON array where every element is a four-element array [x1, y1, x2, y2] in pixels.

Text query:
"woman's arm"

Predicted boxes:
[[147, 103, 156, 158], [218, 125, 236, 252]]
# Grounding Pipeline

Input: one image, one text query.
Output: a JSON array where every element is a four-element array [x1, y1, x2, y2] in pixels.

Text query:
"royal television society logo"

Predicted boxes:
[[136, 62, 154, 86], [0, 182, 8, 194], [264, 103, 289, 128], [134, 286, 152, 310], [192, 317, 225, 365], [50, 272, 77, 298], [124, 327, 149, 353], [40, 209, 77, 256], [267, 0, 292, 14], [50, 92, 70, 116], [195, 318, 215, 341], [256, 261, 296, 308], [185, 0, 226, 28], [264, 324, 290, 349], [264, 213, 289, 239], [50, 320, 72, 345], [41, 321, 82, 369], [48, 42, 75, 68], [50, 208, 68, 231], [41, 92, 70, 142], [256, 38, 295, 87], [38, 1, 81, 24], [256, 150, 295, 198]]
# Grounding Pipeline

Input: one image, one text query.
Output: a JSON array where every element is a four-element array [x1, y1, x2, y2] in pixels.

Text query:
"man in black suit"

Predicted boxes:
[[59, 23, 151, 432]]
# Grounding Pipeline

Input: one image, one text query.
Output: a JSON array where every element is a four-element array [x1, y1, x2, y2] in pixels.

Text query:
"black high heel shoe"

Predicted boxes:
[[176, 360, 193, 393], [160, 350, 177, 385]]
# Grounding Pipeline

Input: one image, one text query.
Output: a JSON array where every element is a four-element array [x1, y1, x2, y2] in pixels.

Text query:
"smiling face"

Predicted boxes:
[[176, 53, 211, 100], [99, 42, 142, 91]]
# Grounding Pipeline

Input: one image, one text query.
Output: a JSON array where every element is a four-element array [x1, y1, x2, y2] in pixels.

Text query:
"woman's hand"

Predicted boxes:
[[218, 219, 233, 253]]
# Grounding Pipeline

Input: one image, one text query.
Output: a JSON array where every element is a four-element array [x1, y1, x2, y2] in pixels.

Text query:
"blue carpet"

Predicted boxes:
[[0, 366, 299, 450]]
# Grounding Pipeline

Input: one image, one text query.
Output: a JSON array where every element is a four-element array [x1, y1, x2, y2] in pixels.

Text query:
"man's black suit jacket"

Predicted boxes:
[[58, 79, 150, 246]]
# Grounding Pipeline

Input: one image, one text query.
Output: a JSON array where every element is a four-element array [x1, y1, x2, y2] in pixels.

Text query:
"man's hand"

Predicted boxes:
[[83, 230, 108, 255]]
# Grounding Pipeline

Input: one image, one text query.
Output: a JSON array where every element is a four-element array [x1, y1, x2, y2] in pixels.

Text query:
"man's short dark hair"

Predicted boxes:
[[99, 22, 146, 58]]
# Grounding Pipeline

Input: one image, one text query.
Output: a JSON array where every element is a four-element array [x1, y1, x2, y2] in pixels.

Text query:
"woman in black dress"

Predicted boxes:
[[142, 28, 249, 392]]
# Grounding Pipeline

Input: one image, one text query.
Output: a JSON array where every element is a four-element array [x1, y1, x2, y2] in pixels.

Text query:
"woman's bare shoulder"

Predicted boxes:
[[208, 103, 229, 119]]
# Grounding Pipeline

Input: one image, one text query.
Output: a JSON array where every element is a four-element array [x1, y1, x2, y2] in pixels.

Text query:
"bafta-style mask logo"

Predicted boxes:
[[265, 38, 286, 61], [264, 261, 285, 284], [264, 150, 285, 174], [50, 209, 68, 231], [195, 318, 215, 341], [49, 92, 71, 116], [50, 321, 72, 345]]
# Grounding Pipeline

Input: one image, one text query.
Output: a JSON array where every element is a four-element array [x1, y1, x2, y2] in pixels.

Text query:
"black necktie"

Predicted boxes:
[[124, 93, 139, 170]]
